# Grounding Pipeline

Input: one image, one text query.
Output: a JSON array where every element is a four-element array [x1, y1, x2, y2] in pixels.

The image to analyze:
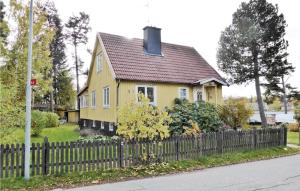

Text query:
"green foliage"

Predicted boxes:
[[217, 0, 292, 127], [167, 100, 222, 135], [1, 0, 55, 102], [268, 97, 282, 111], [117, 94, 171, 141], [45, 112, 59, 128], [0, 83, 24, 144], [217, 98, 254, 129], [295, 104, 300, 125], [31, 110, 47, 136]]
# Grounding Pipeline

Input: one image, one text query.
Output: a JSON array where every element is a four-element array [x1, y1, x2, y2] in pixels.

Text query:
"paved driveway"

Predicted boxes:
[[64, 154, 300, 191]]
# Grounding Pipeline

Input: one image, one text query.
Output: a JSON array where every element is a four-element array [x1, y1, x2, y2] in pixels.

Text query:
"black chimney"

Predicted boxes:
[[143, 26, 161, 55]]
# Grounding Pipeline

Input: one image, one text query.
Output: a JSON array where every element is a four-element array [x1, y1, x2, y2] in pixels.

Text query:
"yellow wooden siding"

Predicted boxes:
[[205, 85, 222, 105], [119, 81, 194, 110], [68, 111, 79, 123], [80, 40, 117, 123]]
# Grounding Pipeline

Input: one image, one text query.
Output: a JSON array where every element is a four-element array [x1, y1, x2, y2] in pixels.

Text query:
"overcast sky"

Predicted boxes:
[[5, 0, 300, 97]]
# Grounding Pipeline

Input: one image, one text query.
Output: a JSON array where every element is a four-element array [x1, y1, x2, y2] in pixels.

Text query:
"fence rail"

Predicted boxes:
[[0, 127, 287, 179]]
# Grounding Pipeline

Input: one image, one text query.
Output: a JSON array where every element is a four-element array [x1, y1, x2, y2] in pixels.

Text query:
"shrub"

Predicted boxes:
[[117, 94, 172, 141], [167, 99, 223, 135], [45, 112, 59, 127], [31, 110, 47, 136], [288, 123, 299, 132], [79, 128, 97, 137], [295, 104, 300, 125], [217, 97, 254, 129]]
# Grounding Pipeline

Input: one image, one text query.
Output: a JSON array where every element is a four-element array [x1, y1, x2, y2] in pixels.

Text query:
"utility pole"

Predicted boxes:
[[24, 0, 33, 180]]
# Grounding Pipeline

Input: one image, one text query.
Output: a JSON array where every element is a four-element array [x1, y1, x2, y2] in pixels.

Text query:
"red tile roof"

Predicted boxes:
[[99, 32, 225, 85]]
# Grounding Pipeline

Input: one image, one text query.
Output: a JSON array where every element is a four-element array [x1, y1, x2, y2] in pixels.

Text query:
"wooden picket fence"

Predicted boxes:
[[0, 127, 287, 179]]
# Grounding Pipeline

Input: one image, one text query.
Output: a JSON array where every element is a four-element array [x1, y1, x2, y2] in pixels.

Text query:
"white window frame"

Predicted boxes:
[[96, 52, 103, 73], [79, 96, 83, 108], [178, 87, 189, 100], [84, 95, 89, 108], [83, 120, 86, 127], [136, 85, 157, 106], [103, 86, 110, 108], [92, 120, 96, 127], [91, 91, 96, 108], [109, 123, 114, 132], [101, 121, 104, 129]]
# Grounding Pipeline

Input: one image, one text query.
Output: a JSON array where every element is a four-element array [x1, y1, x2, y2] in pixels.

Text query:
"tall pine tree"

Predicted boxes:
[[217, 0, 293, 127], [42, 1, 75, 110], [65, 12, 91, 110]]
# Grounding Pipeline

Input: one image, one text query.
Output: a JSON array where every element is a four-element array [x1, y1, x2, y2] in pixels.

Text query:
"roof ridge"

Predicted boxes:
[[97, 32, 195, 50]]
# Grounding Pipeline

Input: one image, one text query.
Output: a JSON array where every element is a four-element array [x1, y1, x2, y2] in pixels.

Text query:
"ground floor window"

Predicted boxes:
[[179, 87, 189, 100], [103, 87, 110, 108], [109, 123, 114, 131], [137, 85, 156, 105]]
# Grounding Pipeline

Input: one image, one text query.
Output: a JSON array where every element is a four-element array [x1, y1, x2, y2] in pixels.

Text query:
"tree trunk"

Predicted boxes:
[[282, 76, 288, 114], [254, 73, 267, 127], [50, 90, 54, 112], [50, 70, 54, 112], [74, 44, 80, 110]]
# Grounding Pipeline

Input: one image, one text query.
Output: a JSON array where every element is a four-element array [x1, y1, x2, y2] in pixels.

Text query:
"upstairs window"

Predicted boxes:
[[91, 91, 96, 108], [103, 87, 110, 108], [137, 86, 156, 105], [96, 53, 103, 73], [179, 87, 188, 100]]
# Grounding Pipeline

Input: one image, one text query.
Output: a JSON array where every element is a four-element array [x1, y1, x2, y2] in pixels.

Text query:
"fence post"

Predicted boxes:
[[253, 127, 257, 149], [42, 137, 49, 175], [217, 130, 224, 154], [283, 127, 288, 146], [175, 136, 179, 161], [119, 139, 124, 168]]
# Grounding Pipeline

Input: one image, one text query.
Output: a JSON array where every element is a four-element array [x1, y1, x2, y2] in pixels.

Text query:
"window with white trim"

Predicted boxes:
[[83, 120, 86, 127], [179, 87, 188, 100], [80, 95, 89, 108], [103, 87, 110, 108], [91, 91, 96, 108], [137, 86, 156, 105], [84, 95, 89, 107], [196, 91, 203, 102], [92, 120, 96, 127], [101, 121, 104, 129], [79, 96, 83, 108], [96, 52, 103, 73], [109, 123, 114, 131]]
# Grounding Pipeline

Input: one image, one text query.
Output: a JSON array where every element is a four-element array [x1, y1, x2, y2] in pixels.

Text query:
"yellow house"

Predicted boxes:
[[78, 26, 227, 135]]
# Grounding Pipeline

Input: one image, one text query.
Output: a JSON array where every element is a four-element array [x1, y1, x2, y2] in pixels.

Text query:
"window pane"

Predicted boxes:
[[147, 87, 154, 102], [180, 88, 187, 99], [106, 88, 109, 105], [137, 87, 145, 101], [197, 91, 202, 101], [138, 87, 145, 94]]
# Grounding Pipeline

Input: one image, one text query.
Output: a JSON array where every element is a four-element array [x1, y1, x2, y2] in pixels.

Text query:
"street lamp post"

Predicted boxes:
[[24, 0, 33, 180]]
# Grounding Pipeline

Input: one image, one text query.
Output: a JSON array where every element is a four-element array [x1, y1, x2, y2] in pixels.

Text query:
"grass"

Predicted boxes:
[[1, 147, 299, 191], [288, 131, 299, 145], [0, 123, 80, 145]]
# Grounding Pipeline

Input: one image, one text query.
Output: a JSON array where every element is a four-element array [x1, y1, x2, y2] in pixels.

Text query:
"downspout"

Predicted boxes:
[[116, 79, 121, 124]]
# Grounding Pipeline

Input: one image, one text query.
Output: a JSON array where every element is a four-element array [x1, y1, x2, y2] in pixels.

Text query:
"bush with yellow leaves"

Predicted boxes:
[[117, 94, 172, 141]]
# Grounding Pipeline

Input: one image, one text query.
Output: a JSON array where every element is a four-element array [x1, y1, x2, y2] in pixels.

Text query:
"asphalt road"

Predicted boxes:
[[63, 154, 300, 191]]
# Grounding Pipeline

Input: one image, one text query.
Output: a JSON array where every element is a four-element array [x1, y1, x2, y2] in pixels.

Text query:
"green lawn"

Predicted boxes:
[[1, 147, 299, 191], [0, 123, 80, 145], [288, 131, 299, 145]]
